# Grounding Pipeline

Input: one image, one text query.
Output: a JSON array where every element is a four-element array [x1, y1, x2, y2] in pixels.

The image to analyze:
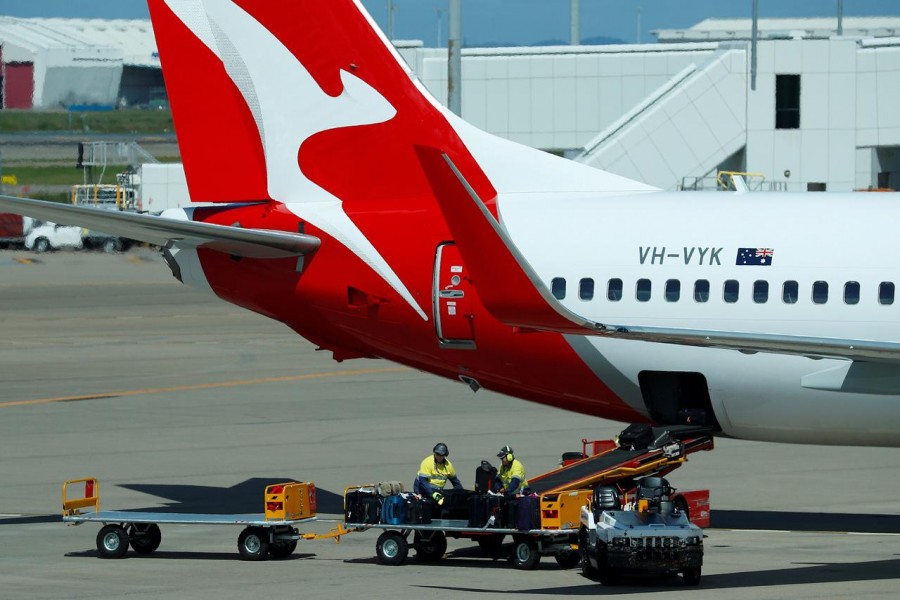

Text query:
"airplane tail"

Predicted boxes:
[[148, 0, 653, 207]]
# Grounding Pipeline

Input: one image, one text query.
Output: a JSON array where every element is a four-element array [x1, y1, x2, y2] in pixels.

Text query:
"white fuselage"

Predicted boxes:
[[502, 190, 900, 446]]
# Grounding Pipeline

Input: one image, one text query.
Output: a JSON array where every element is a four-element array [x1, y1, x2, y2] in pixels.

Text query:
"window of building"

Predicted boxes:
[[579, 278, 594, 301], [775, 74, 800, 129], [551, 277, 566, 300], [807, 182, 826, 192], [608, 278, 623, 302], [812, 280, 828, 304], [665, 279, 680, 302], [844, 281, 860, 305], [879, 282, 895, 305], [636, 278, 652, 302], [753, 280, 769, 303], [783, 280, 799, 304], [694, 279, 710, 303], [723, 279, 739, 303]]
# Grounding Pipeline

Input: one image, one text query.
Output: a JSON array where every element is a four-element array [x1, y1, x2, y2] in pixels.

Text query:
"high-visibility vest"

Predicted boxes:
[[498, 459, 528, 491], [417, 456, 457, 489]]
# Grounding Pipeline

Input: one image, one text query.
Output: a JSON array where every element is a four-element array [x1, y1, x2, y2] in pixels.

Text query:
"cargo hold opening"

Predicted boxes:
[[638, 371, 721, 430]]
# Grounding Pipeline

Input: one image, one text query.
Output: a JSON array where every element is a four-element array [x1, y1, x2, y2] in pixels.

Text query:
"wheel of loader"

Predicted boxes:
[[554, 548, 581, 569], [683, 566, 702, 586]]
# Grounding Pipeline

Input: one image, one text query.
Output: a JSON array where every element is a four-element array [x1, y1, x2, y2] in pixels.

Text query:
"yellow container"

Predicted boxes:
[[539, 489, 592, 530], [264, 482, 317, 521]]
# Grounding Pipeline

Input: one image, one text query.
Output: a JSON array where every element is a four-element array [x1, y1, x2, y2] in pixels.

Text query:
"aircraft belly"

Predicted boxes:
[[583, 338, 900, 447]]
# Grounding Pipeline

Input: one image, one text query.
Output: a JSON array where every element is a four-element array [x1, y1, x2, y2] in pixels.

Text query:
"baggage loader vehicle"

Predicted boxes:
[[62, 478, 347, 560], [579, 476, 704, 586]]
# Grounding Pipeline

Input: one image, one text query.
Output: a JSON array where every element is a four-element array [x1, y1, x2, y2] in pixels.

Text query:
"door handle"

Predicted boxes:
[[440, 290, 465, 299]]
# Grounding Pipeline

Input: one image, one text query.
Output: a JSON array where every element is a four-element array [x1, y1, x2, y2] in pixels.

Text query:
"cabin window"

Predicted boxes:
[[665, 279, 680, 302], [551, 277, 566, 300], [579, 278, 594, 301], [753, 280, 769, 303], [844, 281, 860, 305], [636, 278, 652, 302], [783, 280, 799, 304], [607, 278, 623, 301], [812, 281, 828, 304], [694, 279, 710, 303], [879, 282, 895, 305], [723, 279, 739, 303]]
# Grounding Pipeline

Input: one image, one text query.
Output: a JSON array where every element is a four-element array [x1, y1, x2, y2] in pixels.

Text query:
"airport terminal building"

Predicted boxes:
[[1, 15, 898, 192]]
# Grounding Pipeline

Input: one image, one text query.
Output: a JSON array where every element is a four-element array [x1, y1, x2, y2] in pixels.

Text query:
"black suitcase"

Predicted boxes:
[[475, 462, 498, 493], [618, 423, 654, 450], [344, 490, 381, 524], [405, 496, 433, 524], [439, 489, 476, 520]]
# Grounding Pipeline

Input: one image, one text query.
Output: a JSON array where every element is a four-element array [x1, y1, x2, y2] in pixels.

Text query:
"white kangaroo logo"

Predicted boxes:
[[164, 0, 427, 320]]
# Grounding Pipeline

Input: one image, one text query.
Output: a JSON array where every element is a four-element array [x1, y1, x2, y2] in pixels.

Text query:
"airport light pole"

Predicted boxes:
[[448, 0, 462, 115], [571, 0, 580, 46], [636, 6, 642, 44], [751, 0, 758, 91], [837, 0, 844, 35], [436, 8, 444, 48], [386, 0, 395, 41]]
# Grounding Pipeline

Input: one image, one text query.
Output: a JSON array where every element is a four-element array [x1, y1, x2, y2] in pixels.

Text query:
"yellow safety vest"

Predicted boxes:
[[418, 456, 457, 489], [498, 459, 528, 491]]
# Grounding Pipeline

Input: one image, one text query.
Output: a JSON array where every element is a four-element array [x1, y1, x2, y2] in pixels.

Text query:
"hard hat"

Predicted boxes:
[[433, 442, 449, 457], [497, 445, 514, 458]]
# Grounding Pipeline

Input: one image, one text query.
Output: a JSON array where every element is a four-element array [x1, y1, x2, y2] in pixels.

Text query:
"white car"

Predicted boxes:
[[25, 221, 85, 252]]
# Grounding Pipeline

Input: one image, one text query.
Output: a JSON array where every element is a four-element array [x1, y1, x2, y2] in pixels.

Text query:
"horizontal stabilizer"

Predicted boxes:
[[0, 195, 319, 259]]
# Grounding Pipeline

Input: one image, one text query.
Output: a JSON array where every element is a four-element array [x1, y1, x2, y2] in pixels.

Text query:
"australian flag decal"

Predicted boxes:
[[736, 247, 774, 266]]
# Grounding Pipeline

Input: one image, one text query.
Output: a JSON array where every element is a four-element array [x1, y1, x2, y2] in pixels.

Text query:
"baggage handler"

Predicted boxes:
[[495, 445, 528, 495], [413, 442, 463, 505]]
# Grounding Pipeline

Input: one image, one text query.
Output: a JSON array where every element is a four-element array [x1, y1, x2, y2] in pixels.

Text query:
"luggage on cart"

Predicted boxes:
[[405, 496, 433, 524], [438, 489, 476, 520], [345, 490, 381, 524], [381, 494, 407, 525], [475, 461, 498, 493], [618, 423, 654, 450], [467, 493, 505, 528], [514, 494, 540, 531]]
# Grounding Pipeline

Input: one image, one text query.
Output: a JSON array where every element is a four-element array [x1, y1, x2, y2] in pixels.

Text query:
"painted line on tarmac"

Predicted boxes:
[[0, 366, 409, 408], [721, 528, 900, 536]]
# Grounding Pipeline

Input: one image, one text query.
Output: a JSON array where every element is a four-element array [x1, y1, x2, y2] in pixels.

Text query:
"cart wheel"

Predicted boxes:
[[554, 549, 581, 569], [579, 528, 598, 579], [375, 531, 409, 566], [508, 537, 540, 570], [414, 531, 447, 563], [683, 566, 702, 586], [237, 527, 270, 561], [269, 539, 298, 559], [96, 525, 129, 559], [129, 524, 162, 555]]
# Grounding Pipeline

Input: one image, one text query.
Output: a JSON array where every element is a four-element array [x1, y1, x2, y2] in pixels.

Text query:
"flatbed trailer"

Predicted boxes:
[[346, 426, 714, 570], [62, 478, 347, 560], [346, 518, 580, 569]]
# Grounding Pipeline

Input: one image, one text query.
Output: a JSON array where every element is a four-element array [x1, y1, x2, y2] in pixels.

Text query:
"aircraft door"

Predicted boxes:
[[433, 243, 476, 348]]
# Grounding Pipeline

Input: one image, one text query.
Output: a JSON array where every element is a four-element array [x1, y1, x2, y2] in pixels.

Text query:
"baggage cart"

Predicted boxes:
[[62, 478, 348, 560]]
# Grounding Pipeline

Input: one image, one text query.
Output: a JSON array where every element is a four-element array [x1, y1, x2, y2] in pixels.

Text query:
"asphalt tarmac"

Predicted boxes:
[[1, 249, 898, 599]]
